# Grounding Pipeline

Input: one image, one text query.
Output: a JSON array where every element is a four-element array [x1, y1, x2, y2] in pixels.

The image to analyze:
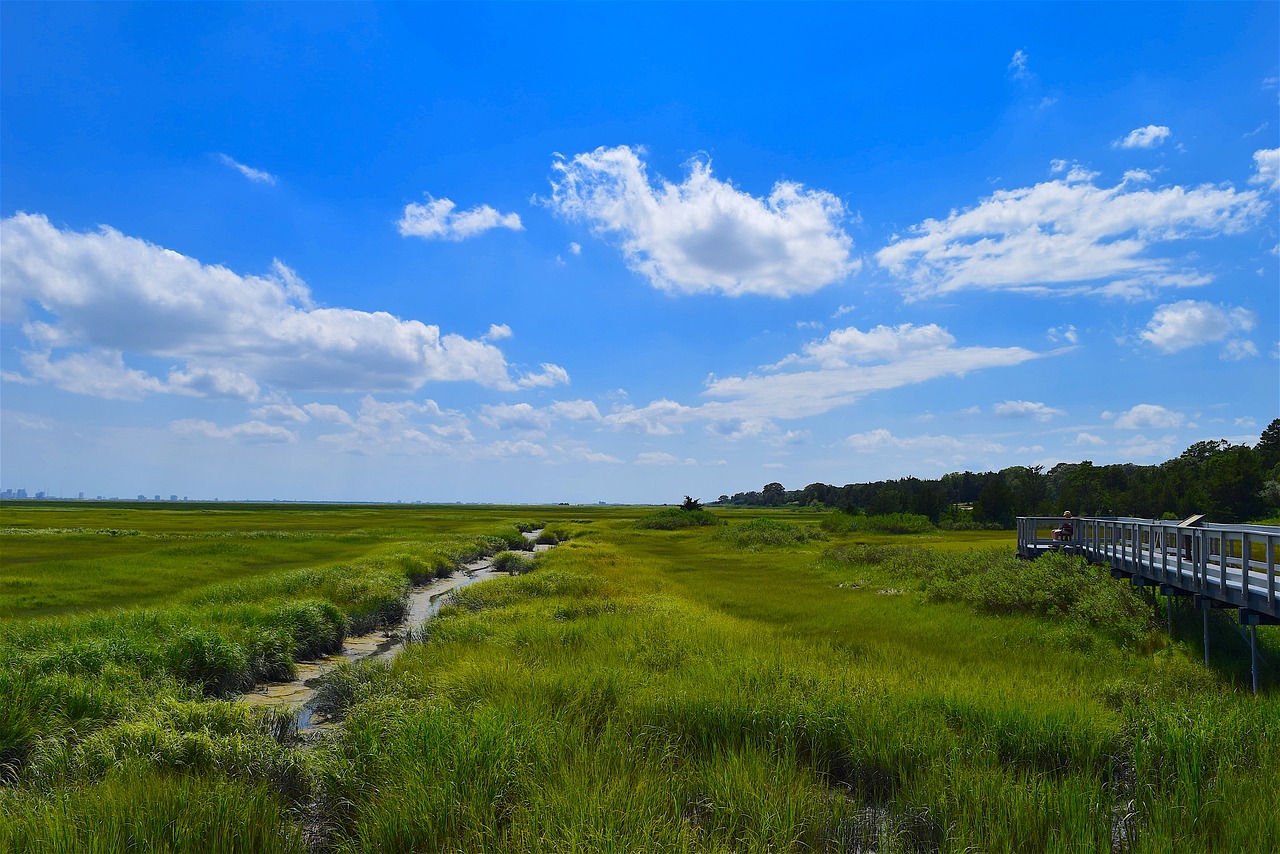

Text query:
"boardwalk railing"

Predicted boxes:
[[1017, 515, 1279, 623], [1018, 515, 1279, 692]]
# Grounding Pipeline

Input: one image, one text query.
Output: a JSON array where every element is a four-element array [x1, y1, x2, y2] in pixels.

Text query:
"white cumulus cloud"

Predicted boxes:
[[1109, 404, 1186, 430], [547, 145, 857, 297], [398, 195, 523, 241], [515, 363, 571, 389], [1, 213, 554, 399], [1139, 300, 1257, 354], [548, 399, 603, 422], [877, 167, 1266, 299], [1251, 148, 1279, 191], [1113, 125, 1171, 149], [479, 402, 552, 434]]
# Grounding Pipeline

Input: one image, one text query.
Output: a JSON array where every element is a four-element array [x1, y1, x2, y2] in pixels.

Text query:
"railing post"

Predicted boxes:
[[1270, 533, 1276, 610], [1242, 531, 1251, 604]]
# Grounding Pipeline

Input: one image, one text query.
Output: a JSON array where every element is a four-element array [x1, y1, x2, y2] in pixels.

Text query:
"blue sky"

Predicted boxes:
[[2, 2, 1277, 504]]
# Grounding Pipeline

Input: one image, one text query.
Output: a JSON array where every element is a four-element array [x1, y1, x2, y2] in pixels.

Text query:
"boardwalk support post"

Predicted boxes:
[[1251, 624, 1259, 696], [1202, 601, 1211, 667]]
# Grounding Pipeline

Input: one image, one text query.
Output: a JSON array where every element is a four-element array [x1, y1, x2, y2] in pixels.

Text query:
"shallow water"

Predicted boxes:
[[238, 533, 549, 728]]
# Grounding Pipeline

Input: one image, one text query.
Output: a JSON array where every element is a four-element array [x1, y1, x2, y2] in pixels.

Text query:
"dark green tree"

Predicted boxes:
[[974, 473, 1015, 527], [1257, 418, 1280, 467]]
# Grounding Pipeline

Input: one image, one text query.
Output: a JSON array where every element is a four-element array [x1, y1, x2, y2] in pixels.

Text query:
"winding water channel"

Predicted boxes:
[[238, 534, 551, 729]]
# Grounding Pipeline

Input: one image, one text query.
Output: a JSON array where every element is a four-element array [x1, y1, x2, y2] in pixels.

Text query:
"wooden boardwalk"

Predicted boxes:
[[1017, 515, 1279, 691]]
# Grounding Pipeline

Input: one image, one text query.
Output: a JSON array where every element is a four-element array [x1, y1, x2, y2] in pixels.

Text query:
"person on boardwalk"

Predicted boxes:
[[1052, 511, 1074, 542]]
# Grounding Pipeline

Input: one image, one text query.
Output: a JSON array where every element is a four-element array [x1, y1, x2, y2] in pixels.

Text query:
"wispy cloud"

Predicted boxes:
[[845, 428, 1007, 466], [877, 164, 1266, 300], [700, 324, 1046, 421], [635, 451, 696, 466], [546, 145, 857, 297], [171, 418, 295, 443], [1008, 49, 1031, 81], [217, 153, 278, 185], [992, 400, 1065, 422]]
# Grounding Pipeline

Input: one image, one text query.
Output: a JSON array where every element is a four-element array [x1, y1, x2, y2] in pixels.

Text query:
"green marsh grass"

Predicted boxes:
[[2, 503, 1277, 852]]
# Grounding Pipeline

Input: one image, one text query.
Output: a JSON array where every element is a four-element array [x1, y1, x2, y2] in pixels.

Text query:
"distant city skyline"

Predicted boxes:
[[2, 3, 1277, 503]]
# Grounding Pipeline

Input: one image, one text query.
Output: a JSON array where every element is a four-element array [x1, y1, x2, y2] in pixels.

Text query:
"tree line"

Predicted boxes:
[[713, 419, 1280, 527]]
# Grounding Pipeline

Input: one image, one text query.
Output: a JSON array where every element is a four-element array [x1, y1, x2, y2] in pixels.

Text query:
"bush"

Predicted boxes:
[[820, 512, 858, 534], [713, 518, 827, 549], [635, 508, 720, 530]]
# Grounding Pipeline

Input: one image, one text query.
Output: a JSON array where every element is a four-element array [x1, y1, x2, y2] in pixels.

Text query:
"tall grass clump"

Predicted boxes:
[[713, 517, 826, 549], [0, 763, 306, 854], [491, 551, 534, 574], [634, 507, 720, 530], [483, 526, 534, 552], [535, 523, 575, 544]]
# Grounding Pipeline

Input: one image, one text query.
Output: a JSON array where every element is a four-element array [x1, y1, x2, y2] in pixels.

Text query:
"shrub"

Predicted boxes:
[[820, 512, 858, 534]]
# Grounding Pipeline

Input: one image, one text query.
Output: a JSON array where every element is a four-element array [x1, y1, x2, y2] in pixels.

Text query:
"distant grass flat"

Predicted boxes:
[[0, 502, 622, 618]]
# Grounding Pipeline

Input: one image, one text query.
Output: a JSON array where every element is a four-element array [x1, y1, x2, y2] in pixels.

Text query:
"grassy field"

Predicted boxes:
[[2, 502, 1277, 852]]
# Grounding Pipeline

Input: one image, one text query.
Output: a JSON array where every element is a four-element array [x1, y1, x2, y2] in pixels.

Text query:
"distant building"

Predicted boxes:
[[137, 494, 147, 500], [170, 495, 178, 502]]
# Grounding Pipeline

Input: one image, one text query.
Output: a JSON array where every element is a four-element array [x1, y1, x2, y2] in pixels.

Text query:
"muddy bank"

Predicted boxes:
[[239, 535, 552, 729]]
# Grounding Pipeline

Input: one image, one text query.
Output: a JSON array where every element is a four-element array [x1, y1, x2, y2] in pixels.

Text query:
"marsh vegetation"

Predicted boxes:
[[1, 502, 1277, 852]]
